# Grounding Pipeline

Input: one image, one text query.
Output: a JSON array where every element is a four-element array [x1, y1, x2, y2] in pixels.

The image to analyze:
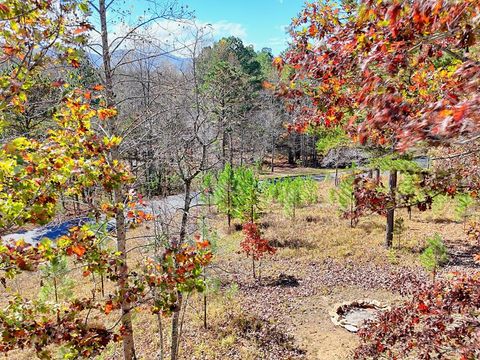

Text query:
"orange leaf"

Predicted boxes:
[[92, 84, 105, 91], [71, 244, 86, 257], [98, 108, 117, 120], [3, 46, 16, 56], [197, 240, 210, 249], [74, 25, 90, 34], [105, 301, 113, 315]]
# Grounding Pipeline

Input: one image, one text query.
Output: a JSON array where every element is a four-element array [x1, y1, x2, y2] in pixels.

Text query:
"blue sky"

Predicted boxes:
[[186, 0, 306, 54], [119, 0, 307, 55]]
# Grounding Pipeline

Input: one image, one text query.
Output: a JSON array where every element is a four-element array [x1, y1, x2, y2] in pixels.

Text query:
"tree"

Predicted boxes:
[[240, 222, 276, 281], [198, 37, 263, 167], [213, 163, 237, 228], [234, 166, 261, 223], [420, 234, 448, 282], [277, 0, 480, 247], [275, 177, 318, 220]]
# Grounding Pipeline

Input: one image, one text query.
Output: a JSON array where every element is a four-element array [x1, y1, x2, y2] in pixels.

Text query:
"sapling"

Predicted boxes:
[[38, 252, 74, 322], [420, 233, 449, 282], [240, 222, 276, 281], [213, 163, 237, 228], [234, 167, 261, 223], [198, 216, 218, 329], [200, 171, 214, 211], [455, 193, 474, 225], [277, 177, 318, 220]]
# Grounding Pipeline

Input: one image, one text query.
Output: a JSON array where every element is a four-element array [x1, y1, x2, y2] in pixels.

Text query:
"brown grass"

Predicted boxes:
[[2, 180, 478, 360]]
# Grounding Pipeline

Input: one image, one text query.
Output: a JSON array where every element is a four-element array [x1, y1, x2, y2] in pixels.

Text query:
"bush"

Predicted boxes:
[[355, 273, 480, 360]]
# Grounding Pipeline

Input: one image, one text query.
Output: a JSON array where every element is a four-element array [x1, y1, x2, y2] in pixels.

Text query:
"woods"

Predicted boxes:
[[0, 0, 479, 359]]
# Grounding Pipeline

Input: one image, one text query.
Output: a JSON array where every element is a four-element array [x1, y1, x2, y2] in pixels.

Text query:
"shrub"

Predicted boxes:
[[355, 273, 480, 360]]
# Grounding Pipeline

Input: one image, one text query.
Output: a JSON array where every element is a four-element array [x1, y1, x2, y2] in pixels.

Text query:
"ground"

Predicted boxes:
[[2, 175, 479, 359]]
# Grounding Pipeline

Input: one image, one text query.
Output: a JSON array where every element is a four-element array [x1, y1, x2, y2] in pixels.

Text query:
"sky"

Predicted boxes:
[[118, 0, 307, 55], [185, 0, 306, 54]]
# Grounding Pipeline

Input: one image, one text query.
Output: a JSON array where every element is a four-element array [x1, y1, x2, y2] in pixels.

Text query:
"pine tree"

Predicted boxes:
[[213, 163, 237, 228], [420, 234, 449, 282], [233, 167, 261, 223]]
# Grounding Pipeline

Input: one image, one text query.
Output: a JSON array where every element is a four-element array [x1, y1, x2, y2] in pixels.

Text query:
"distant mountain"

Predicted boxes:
[[87, 49, 190, 70]]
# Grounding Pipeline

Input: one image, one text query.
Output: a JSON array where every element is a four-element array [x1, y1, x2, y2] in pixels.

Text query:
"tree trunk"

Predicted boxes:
[[99, 1, 136, 358], [288, 147, 294, 165], [156, 312, 164, 360], [385, 170, 398, 248], [115, 188, 137, 360], [170, 293, 183, 360], [374, 169, 380, 184], [203, 270, 207, 329], [171, 180, 192, 360], [271, 135, 275, 173], [240, 131, 244, 166], [252, 257, 256, 279]]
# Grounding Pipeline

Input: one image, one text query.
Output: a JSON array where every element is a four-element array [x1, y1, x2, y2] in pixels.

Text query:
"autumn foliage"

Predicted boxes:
[[277, 0, 480, 150], [355, 273, 480, 360], [240, 222, 276, 279]]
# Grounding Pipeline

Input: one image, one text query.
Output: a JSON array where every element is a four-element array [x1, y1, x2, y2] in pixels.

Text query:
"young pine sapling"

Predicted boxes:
[[420, 233, 449, 282]]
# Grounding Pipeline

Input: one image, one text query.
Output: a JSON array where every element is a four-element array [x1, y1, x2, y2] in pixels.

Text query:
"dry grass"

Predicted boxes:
[[258, 166, 335, 180], [2, 179, 478, 360]]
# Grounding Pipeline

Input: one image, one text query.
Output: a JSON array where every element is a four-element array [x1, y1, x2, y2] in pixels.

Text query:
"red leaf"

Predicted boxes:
[[51, 80, 65, 88], [417, 301, 429, 313]]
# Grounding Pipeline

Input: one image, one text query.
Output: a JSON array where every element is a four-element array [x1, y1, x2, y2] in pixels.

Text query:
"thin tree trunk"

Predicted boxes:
[[252, 257, 256, 279], [240, 131, 244, 166], [170, 293, 183, 360], [375, 169, 380, 184], [203, 269, 207, 329], [271, 135, 275, 173], [385, 170, 398, 248], [171, 180, 192, 360], [115, 188, 137, 360], [156, 312, 164, 360], [99, 1, 136, 358]]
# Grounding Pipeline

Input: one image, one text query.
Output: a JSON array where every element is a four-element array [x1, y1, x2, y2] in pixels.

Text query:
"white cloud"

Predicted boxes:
[[87, 18, 248, 58], [208, 20, 247, 39]]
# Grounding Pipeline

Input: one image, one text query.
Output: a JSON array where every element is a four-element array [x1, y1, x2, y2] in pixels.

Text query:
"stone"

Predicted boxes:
[[330, 300, 390, 333], [321, 146, 372, 168]]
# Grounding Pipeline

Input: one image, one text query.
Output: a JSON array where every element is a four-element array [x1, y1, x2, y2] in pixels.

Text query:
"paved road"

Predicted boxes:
[[2, 192, 201, 245]]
